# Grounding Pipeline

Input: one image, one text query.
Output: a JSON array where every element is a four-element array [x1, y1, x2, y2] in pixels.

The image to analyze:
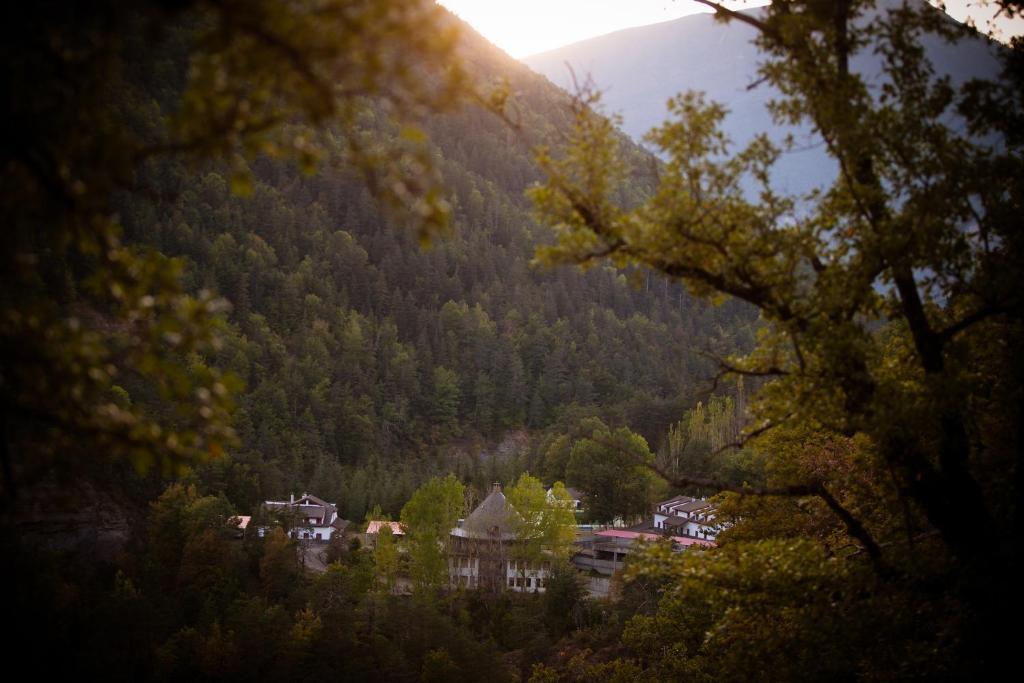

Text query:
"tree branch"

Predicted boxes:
[[691, 0, 775, 38], [711, 416, 790, 456], [592, 436, 886, 571], [696, 348, 789, 392], [937, 304, 1009, 344]]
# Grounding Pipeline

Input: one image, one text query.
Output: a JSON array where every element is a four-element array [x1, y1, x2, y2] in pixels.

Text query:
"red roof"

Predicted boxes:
[[670, 535, 715, 547], [366, 520, 405, 535], [594, 528, 715, 547]]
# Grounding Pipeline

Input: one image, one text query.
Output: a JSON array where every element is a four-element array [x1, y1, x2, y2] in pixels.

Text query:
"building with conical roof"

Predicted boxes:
[[448, 482, 553, 593]]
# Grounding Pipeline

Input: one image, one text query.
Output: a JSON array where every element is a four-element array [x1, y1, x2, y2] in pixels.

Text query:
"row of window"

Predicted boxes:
[[508, 576, 544, 589], [507, 560, 551, 572], [450, 557, 478, 569], [653, 521, 716, 538], [256, 528, 325, 540]]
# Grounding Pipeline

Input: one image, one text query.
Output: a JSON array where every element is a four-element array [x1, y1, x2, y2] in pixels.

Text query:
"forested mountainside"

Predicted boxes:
[[1, 4, 757, 677], [112, 16, 755, 518], [5, 0, 1021, 679], [524, 0, 1002, 196]]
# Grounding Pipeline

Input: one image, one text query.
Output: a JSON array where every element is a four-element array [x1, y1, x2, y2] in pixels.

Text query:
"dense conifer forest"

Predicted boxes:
[[111, 17, 756, 518], [2, 1, 1020, 680]]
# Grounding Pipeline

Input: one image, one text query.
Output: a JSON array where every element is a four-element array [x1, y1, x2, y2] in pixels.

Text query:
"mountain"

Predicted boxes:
[[110, 14, 755, 518], [523, 1, 1003, 196], [3, 7, 762, 679]]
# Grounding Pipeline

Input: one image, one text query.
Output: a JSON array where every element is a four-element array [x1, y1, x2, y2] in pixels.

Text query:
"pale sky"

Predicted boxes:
[[437, 1, 1023, 58]]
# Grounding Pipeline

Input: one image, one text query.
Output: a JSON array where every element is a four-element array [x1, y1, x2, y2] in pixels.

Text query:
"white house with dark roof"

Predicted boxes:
[[546, 485, 584, 513], [652, 495, 721, 541], [258, 493, 347, 541]]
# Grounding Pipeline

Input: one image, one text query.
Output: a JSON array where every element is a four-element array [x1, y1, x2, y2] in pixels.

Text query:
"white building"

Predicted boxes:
[[448, 483, 553, 593], [652, 495, 721, 541], [546, 485, 584, 513], [258, 493, 346, 541]]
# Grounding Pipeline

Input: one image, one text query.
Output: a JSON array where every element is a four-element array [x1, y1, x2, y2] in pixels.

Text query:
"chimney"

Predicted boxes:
[[290, 493, 294, 504]]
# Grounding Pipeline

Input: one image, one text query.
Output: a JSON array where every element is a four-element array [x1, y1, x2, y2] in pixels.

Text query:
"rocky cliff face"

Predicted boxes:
[[12, 477, 140, 562]]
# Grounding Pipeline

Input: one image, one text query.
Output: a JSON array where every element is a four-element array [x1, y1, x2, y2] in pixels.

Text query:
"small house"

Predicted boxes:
[[258, 493, 346, 542]]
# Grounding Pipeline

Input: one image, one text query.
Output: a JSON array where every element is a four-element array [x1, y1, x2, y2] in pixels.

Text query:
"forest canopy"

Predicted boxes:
[[1, 0, 1021, 680], [531, 0, 1022, 676]]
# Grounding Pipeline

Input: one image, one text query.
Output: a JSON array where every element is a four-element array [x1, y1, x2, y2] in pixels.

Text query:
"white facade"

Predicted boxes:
[[652, 495, 722, 541], [447, 483, 555, 592], [505, 559, 551, 593], [257, 493, 344, 541], [447, 556, 550, 592], [448, 556, 480, 589]]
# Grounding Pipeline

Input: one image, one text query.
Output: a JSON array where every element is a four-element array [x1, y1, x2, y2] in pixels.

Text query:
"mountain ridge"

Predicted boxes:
[[523, 1, 1002, 195]]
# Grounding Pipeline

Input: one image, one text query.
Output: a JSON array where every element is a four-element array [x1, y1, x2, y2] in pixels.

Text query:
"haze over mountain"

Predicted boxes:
[[101, 13, 755, 518], [524, 1, 1003, 196]]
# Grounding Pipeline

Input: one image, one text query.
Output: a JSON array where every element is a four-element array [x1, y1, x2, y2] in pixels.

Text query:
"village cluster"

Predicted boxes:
[[234, 485, 722, 594]]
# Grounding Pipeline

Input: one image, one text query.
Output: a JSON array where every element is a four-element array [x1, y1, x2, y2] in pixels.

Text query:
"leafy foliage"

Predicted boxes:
[[506, 473, 577, 563], [564, 420, 664, 523], [400, 473, 465, 594], [0, 0, 469, 483], [531, 0, 1022, 675]]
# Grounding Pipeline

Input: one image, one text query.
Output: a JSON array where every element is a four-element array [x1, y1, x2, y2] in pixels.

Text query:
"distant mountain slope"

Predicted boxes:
[[524, 2, 1002, 195], [115, 12, 756, 516]]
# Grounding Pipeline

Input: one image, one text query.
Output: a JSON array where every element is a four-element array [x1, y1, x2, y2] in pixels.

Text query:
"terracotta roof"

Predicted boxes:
[[595, 528, 715, 548], [672, 536, 715, 547], [596, 529, 663, 542], [366, 520, 405, 535], [228, 515, 251, 530]]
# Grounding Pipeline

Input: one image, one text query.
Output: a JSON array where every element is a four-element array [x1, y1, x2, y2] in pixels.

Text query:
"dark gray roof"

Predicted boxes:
[[297, 494, 331, 508], [263, 499, 336, 526], [458, 485, 520, 540]]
